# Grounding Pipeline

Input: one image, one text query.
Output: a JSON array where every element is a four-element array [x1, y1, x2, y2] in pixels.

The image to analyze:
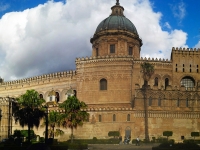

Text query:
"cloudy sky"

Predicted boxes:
[[0, 0, 199, 81]]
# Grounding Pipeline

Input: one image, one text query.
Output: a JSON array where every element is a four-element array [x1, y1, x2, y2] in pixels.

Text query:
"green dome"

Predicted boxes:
[[95, 15, 138, 35]]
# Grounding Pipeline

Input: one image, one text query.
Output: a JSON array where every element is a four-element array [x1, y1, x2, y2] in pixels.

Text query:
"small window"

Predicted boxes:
[[127, 114, 130, 121], [158, 97, 161, 107], [110, 44, 115, 53], [176, 68, 178, 72], [186, 98, 189, 107], [165, 78, 169, 89], [176, 64, 177, 67], [100, 79, 107, 90], [183, 68, 185, 72], [197, 69, 199, 73], [190, 64, 191, 67], [154, 77, 158, 86], [128, 47, 133, 55], [56, 92, 59, 103], [50, 96, 52, 101], [113, 114, 116, 122], [96, 48, 99, 56], [39, 94, 43, 99], [197, 65, 199, 68], [99, 115, 102, 122], [73, 90, 77, 97], [149, 97, 152, 106], [177, 98, 180, 107], [183, 64, 184, 67]]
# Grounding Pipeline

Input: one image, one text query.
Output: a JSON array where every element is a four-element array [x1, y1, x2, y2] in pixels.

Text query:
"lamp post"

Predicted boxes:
[[44, 105, 49, 144]]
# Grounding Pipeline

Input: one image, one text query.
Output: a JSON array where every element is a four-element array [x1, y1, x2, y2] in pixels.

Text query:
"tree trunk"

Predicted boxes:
[[71, 128, 74, 143], [143, 82, 149, 142], [28, 123, 31, 143], [53, 126, 55, 139]]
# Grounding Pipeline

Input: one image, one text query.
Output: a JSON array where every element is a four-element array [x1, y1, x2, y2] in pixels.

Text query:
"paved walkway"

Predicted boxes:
[[88, 143, 159, 150]]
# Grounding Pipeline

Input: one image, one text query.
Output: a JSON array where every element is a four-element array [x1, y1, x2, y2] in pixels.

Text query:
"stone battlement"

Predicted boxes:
[[135, 57, 171, 62], [0, 70, 76, 86], [172, 47, 200, 53], [75, 55, 133, 61]]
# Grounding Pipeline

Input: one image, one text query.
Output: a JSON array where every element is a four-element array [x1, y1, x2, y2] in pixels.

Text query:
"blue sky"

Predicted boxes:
[[0, 0, 199, 81], [150, 0, 200, 48]]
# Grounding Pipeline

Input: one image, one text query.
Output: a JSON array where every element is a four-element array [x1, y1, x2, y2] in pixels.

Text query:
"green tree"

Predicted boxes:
[[163, 131, 173, 140], [141, 62, 154, 141], [13, 89, 45, 143], [191, 132, 200, 140], [59, 96, 89, 143]]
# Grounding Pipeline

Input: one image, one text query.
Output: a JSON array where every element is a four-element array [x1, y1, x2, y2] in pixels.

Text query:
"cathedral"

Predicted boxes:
[[0, 0, 200, 142]]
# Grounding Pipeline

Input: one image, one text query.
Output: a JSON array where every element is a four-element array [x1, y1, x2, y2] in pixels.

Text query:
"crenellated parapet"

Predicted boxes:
[[134, 57, 172, 66], [172, 47, 200, 55], [0, 70, 76, 86], [75, 55, 134, 64]]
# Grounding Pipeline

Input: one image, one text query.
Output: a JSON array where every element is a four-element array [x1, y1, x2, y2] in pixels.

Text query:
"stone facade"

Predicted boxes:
[[0, 1, 200, 142]]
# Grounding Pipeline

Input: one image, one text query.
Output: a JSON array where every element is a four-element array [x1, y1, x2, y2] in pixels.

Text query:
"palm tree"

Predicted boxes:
[[59, 96, 89, 143], [43, 111, 64, 139], [13, 89, 45, 143], [141, 62, 154, 142]]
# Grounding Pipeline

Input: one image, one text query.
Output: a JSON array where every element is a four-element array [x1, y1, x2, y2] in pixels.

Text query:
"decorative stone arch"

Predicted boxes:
[[151, 74, 161, 86], [162, 74, 171, 89]]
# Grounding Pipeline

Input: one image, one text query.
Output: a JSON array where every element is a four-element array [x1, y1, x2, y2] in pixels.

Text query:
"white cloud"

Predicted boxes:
[[170, 1, 186, 25], [194, 41, 200, 48], [0, 3, 9, 12], [0, 0, 188, 81], [164, 22, 171, 29]]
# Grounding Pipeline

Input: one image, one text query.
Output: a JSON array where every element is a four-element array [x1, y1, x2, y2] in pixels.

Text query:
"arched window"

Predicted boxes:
[[186, 98, 189, 107], [113, 114, 116, 122], [165, 78, 169, 89], [39, 94, 43, 99], [128, 47, 133, 55], [99, 115, 102, 122], [177, 98, 180, 107], [154, 77, 158, 86], [73, 90, 77, 97], [96, 48, 99, 56], [127, 114, 130, 121], [50, 96, 52, 101], [100, 79, 107, 90], [181, 76, 195, 90], [158, 97, 161, 107], [56, 92, 60, 103], [110, 44, 115, 53], [149, 97, 152, 106]]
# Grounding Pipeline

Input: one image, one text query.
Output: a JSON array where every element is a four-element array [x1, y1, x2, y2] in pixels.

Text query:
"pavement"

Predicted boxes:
[[88, 143, 160, 150]]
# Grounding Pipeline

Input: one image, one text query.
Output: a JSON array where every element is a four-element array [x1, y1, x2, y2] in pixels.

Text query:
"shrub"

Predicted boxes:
[[39, 137, 45, 142], [108, 131, 120, 138], [93, 137, 97, 141], [163, 131, 173, 140], [191, 132, 200, 139]]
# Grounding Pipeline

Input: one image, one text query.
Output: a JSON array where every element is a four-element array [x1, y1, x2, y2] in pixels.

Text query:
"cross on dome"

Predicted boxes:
[[116, 0, 120, 5]]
